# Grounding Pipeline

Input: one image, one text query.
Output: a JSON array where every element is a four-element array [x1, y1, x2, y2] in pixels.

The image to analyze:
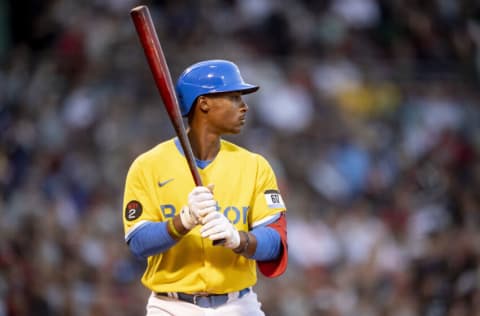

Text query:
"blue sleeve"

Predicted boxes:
[[250, 226, 281, 261], [127, 221, 176, 259]]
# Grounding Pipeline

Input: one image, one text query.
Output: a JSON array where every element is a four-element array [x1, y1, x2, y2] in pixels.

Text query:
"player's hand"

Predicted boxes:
[[180, 186, 217, 230], [200, 212, 240, 249]]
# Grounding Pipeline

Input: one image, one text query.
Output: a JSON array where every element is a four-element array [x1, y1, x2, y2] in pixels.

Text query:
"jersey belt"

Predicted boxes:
[[155, 287, 251, 308]]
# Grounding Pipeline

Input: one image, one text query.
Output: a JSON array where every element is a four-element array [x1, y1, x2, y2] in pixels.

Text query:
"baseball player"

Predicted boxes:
[[122, 59, 288, 316]]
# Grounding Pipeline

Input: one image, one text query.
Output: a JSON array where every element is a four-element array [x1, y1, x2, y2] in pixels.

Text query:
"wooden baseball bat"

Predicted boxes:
[[130, 5, 224, 245], [130, 5, 202, 186]]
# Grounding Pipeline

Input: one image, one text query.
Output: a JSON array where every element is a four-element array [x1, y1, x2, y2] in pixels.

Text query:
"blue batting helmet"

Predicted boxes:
[[176, 60, 259, 116]]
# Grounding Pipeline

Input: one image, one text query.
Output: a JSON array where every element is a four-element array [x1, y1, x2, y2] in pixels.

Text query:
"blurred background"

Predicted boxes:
[[1, 0, 480, 315]]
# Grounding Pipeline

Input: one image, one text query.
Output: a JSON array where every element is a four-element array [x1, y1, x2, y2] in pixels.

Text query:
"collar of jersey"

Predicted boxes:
[[174, 138, 213, 169]]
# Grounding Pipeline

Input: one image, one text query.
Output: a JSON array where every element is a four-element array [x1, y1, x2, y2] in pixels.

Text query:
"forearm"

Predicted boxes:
[[128, 221, 177, 258], [234, 226, 281, 261]]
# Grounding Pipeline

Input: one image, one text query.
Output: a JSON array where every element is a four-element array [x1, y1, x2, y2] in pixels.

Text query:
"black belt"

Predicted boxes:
[[156, 287, 250, 308]]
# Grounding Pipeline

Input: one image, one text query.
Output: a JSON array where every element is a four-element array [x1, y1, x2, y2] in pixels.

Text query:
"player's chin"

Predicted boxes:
[[224, 120, 246, 134], [229, 128, 242, 134], [227, 125, 243, 134]]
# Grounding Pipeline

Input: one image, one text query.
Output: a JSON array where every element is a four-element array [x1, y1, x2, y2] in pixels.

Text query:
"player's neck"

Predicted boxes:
[[187, 129, 220, 161]]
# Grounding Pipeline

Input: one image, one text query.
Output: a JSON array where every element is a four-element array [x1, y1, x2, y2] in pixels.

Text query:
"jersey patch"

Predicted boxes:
[[125, 200, 143, 221], [264, 190, 285, 208]]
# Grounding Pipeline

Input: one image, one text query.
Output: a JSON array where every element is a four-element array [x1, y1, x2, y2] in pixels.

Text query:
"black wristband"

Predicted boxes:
[[233, 231, 249, 254]]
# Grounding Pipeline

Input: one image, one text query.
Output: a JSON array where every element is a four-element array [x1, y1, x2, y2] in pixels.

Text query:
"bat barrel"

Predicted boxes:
[[130, 5, 202, 187]]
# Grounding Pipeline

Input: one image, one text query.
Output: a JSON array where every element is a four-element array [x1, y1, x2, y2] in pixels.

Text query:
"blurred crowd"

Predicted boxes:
[[1, 0, 480, 315]]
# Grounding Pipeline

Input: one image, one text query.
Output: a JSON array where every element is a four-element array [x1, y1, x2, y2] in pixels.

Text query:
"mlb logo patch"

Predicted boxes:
[[264, 190, 285, 208]]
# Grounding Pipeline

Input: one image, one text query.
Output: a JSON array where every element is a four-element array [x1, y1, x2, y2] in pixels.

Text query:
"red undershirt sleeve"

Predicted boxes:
[[257, 212, 288, 277]]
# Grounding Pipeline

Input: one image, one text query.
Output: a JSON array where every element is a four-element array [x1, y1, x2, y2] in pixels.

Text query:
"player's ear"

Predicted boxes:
[[197, 96, 209, 113]]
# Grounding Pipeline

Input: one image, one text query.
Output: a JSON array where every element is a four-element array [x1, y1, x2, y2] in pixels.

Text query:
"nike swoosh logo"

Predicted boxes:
[[158, 178, 174, 187]]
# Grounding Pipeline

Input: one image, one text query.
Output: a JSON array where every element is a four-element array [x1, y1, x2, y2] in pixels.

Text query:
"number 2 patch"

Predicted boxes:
[[125, 200, 143, 221], [264, 190, 285, 208]]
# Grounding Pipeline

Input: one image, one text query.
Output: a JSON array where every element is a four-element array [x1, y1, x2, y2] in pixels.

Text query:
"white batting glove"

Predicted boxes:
[[200, 212, 240, 249], [180, 186, 217, 230]]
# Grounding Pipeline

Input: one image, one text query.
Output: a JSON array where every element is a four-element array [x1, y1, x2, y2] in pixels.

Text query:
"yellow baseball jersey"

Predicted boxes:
[[122, 138, 286, 294]]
